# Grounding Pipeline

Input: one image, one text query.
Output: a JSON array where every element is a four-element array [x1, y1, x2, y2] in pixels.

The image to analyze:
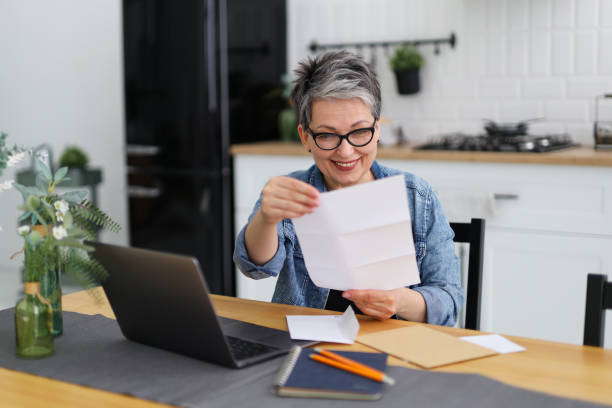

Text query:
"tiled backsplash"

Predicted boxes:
[[288, 0, 612, 145]]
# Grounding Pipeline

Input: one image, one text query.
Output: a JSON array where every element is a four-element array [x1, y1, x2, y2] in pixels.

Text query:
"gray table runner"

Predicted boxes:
[[0, 308, 608, 408]]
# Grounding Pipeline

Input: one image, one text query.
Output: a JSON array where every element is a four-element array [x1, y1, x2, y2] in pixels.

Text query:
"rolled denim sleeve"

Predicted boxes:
[[412, 190, 465, 326], [233, 223, 286, 279], [232, 197, 287, 280]]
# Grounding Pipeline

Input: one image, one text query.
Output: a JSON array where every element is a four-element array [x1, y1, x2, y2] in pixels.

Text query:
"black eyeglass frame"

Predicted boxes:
[[305, 119, 378, 151]]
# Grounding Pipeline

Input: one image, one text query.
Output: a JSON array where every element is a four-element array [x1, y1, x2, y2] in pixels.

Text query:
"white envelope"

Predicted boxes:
[[286, 306, 359, 344], [292, 175, 420, 290]]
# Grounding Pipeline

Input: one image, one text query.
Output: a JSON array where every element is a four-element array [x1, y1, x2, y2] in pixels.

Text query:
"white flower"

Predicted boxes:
[[7, 151, 26, 167], [52, 226, 68, 240], [54, 200, 70, 215], [18, 225, 30, 236], [0, 179, 13, 192], [55, 211, 64, 222]]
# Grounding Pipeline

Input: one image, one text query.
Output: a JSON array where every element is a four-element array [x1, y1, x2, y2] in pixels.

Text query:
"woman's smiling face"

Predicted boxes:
[[298, 98, 379, 191]]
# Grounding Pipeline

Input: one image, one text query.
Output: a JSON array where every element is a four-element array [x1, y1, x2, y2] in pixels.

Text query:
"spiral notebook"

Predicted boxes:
[[272, 346, 388, 400]]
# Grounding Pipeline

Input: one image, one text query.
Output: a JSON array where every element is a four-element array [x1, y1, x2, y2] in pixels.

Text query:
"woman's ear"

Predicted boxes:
[[373, 120, 381, 143], [297, 124, 310, 150]]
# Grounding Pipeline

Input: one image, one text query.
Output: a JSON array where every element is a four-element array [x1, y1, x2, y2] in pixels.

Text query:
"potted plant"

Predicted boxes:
[[389, 45, 425, 95], [57, 145, 102, 188], [270, 74, 299, 143], [12, 157, 120, 339], [2, 132, 120, 356], [59, 145, 88, 169]]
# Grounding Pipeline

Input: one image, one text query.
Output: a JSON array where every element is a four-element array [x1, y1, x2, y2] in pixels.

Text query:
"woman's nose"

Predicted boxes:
[[334, 138, 355, 157]]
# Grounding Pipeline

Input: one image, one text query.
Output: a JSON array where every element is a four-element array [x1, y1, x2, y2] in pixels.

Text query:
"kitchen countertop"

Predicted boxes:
[[230, 142, 612, 167]]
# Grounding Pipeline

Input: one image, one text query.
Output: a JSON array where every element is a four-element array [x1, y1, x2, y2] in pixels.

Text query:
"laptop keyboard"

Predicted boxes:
[[226, 336, 280, 361]]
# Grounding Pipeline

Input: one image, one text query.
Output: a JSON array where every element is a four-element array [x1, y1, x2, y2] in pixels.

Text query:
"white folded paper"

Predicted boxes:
[[292, 175, 420, 290], [459, 334, 526, 354], [286, 306, 359, 344]]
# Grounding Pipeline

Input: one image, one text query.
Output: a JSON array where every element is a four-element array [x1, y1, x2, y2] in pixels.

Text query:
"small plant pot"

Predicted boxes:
[[394, 69, 421, 95]]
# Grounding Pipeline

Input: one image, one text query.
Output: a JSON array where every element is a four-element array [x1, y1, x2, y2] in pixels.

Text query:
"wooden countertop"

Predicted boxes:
[[230, 142, 612, 167]]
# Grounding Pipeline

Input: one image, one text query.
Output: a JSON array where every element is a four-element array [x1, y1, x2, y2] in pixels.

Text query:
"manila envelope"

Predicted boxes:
[[357, 326, 497, 369]]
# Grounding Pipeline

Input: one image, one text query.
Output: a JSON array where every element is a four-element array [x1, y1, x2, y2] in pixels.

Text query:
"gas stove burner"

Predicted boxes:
[[417, 132, 578, 153]]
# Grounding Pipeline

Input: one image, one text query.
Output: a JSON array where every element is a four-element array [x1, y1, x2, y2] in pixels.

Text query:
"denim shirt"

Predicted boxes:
[[233, 161, 464, 326]]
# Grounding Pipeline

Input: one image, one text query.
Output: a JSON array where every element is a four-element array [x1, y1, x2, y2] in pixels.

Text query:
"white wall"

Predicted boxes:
[[0, 0, 129, 269], [288, 0, 612, 146]]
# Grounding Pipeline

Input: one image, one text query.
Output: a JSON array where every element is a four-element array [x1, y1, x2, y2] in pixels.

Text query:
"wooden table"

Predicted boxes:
[[1, 289, 611, 407]]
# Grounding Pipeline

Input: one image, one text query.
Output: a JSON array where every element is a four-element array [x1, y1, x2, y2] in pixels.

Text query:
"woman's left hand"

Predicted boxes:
[[342, 288, 426, 322]]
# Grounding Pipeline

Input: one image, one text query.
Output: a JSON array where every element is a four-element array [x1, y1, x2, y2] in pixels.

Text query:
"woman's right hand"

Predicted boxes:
[[245, 176, 319, 265], [259, 176, 320, 225]]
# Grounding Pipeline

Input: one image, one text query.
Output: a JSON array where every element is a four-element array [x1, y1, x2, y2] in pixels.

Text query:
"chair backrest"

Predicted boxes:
[[449, 218, 485, 331], [583, 274, 612, 347]]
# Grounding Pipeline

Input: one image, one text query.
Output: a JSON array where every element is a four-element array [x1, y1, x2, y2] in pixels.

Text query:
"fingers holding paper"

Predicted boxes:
[[260, 176, 320, 225], [245, 177, 319, 266], [343, 289, 398, 320], [343, 288, 427, 322]]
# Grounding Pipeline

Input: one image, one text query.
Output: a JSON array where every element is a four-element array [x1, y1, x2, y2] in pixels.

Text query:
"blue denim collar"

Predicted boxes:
[[308, 160, 384, 192]]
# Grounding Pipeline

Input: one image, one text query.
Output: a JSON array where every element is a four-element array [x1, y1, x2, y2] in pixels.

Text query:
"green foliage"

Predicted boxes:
[[389, 45, 425, 72], [60, 189, 88, 204], [0, 131, 30, 177], [59, 145, 89, 168], [72, 200, 122, 235], [0, 132, 7, 172], [23, 230, 57, 282], [61, 249, 108, 303], [14, 160, 121, 301]]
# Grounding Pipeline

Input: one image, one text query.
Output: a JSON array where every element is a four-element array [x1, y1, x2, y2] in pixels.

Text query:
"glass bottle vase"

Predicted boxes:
[[15, 282, 55, 359], [40, 257, 63, 336], [27, 225, 63, 337]]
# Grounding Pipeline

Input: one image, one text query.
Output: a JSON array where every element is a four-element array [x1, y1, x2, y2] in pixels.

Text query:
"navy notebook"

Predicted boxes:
[[273, 347, 388, 400]]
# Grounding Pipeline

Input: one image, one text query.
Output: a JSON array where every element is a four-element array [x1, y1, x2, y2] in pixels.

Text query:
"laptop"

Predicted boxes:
[[89, 242, 313, 368]]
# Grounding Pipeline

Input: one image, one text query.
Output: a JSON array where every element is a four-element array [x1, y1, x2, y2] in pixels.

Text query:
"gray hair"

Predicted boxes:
[[290, 50, 381, 129]]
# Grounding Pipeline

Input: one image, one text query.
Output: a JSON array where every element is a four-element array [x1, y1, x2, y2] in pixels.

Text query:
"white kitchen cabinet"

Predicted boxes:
[[233, 155, 312, 304], [233, 153, 612, 348], [482, 229, 612, 345]]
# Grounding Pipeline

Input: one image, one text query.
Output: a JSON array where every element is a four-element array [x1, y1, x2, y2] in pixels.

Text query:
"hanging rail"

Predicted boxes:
[[309, 32, 456, 55]]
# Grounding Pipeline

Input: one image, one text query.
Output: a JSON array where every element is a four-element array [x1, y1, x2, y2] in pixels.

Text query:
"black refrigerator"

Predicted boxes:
[[122, 0, 287, 295]]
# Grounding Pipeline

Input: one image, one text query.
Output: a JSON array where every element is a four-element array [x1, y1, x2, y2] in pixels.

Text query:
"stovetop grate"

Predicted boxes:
[[416, 133, 578, 153]]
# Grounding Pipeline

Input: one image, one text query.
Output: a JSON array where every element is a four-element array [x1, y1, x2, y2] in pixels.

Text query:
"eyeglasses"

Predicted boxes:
[[306, 120, 377, 151]]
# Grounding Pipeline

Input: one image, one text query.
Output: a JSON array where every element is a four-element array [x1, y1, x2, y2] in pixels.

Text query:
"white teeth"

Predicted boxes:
[[334, 160, 357, 167]]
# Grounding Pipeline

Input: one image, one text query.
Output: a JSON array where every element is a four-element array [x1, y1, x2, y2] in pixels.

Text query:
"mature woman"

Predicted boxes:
[[233, 50, 463, 326]]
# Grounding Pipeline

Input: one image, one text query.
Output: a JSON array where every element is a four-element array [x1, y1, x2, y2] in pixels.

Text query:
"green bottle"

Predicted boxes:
[[40, 258, 63, 336], [15, 282, 54, 359]]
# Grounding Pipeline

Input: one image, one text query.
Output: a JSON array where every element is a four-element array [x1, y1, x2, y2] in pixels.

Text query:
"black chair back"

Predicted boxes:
[[583, 274, 612, 347], [450, 218, 485, 331]]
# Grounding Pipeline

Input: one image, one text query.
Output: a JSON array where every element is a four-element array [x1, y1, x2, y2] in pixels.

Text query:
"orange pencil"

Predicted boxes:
[[314, 348, 394, 383], [310, 348, 396, 385]]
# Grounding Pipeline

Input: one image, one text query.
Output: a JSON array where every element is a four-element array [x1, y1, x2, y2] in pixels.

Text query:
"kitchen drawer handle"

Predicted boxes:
[[493, 193, 519, 200], [128, 186, 162, 198]]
